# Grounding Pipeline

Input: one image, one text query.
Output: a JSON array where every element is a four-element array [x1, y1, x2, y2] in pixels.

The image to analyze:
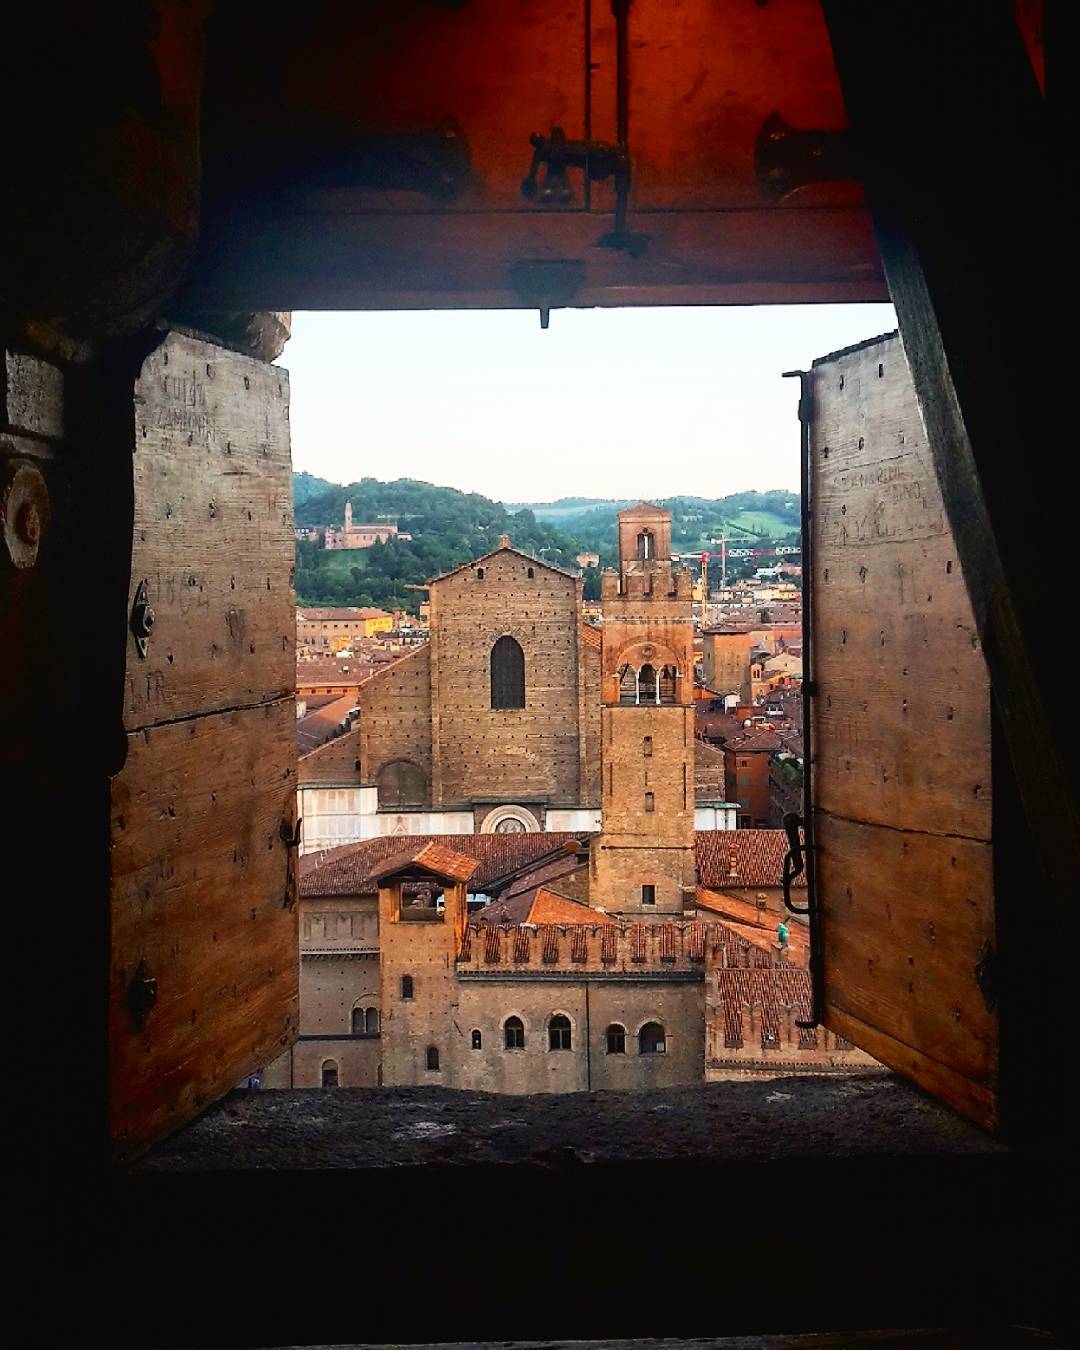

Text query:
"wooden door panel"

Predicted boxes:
[[125, 336, 293, 727], [110, 331, 298, 1157], [809, 333, 997, 1129], [109, 702, 298, 1151]]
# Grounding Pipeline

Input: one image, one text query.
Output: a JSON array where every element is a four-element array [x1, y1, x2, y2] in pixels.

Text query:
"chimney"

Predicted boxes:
[[498, 533, 511, 549]]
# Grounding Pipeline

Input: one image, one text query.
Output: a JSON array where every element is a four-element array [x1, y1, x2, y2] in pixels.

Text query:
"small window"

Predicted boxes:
[[426, 1046, 440, 1071], [351, 1007, 364, 1034], [639, 1022, 666, 1054], [504, 1016, 525, 1050], [477, 568, 484, 579], [643, 735, 652, 757], [365, 1007, 380, 1035], [527, 566, 534, 579], [321, 1060, 339, 1088], [471, 1029, 482, 1050], [644, 792, 655, 813], [401, 974, 414, 999], [606, 1024, 626, 1055], [641, 884, 656, 906], [549, 1014, 572, 1051]]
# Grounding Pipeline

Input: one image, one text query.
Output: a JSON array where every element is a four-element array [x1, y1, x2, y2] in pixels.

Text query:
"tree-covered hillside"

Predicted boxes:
[[509, 490, 801, 555], [292, 476, 801, 612], [293, 477, 587, 611]]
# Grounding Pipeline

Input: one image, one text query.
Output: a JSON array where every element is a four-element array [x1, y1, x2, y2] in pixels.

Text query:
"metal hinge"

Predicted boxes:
[[130, 578, 155, 658]]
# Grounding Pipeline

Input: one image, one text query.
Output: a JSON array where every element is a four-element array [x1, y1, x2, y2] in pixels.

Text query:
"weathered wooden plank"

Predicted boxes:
[[809, 333, 996, 1126], [109, 698, 299, 1156], [124, 330, 293, 729], [817, 815, 996, 1089]]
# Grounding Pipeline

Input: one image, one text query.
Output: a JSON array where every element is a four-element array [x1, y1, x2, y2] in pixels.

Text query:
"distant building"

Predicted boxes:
[[297, 606, 394, 650], [576, 550, 600, 569], [324, 501, 412, 550]]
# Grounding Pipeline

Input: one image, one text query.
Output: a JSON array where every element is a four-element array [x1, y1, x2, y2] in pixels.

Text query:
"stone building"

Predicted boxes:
[[297, 605, 394, 651], [324, 501, 412, 550]]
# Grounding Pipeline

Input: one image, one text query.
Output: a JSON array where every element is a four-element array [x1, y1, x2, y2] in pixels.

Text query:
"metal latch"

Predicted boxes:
[[130, 578, 155, 658], [127, 957, 158, 1032], [781, 811, 811, 915]]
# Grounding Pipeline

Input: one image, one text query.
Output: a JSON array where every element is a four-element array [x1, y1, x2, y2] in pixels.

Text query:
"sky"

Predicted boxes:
[[280, 303, 896, 504]]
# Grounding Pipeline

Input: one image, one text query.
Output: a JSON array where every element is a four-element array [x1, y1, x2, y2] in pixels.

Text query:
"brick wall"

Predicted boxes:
[[430, 550, 586, 808], [358, 644, 433, 798]]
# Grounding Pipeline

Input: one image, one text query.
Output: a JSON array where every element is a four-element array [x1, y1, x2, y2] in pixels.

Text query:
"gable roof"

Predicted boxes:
[[477, 886, 617, 927], [367, 840, 479, 885], [301, 832, 591, 898], [618, 501, 671, 520], [426, 542, 578, 587]]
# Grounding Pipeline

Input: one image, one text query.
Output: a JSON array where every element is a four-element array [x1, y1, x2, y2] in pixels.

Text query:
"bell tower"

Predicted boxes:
[[591, 504, 697, 916]]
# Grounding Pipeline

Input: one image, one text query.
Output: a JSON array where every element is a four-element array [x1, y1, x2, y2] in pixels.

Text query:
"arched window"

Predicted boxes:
[[490, 636, 525, 709], [638, 663, 658, 704], [351, 1007, 364, 1034], [365, 1007, 380, 1035], [477, 567, 484, 579], [659, 665, 677, 704], [619, 664, 637, 705], [643, 735, 653, 757], [321, 1060, 339, 1087], [401, 974, 414, 999], [639, 1022, 666, 1054], [376, 759, 427, 808], [548, 1014, 572, 1051], [644, 792, 655, 813], [527, 567, 534, 578], [606, 1024, 626, 1054], [471, 1029, 482, 1050], [637, 530, 654, 560], [426, 1046, 440, 1071], [504, 1016, 525, 1050]]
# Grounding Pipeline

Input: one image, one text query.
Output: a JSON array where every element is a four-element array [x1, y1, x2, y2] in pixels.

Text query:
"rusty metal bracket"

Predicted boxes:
[[127, 957, 158, 1033], [521, 127, 625, 205], [521, 0, 646, 255], [279, 817, 302, 849], [129, 578, 155, 658], [755, 111, 857, 202]]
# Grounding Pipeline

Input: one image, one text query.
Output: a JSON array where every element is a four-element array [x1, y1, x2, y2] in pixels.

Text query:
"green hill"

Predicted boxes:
[[292, 477, 801, 612], [293, 477, 589, 611]]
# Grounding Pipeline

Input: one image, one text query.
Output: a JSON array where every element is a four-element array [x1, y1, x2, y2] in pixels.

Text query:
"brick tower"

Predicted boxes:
[[591, 503, 697, 916]]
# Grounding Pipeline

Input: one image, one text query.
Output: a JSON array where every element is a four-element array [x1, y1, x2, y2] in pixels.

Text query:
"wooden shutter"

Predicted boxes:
[[109, 330, 298, 1157], [807, 332, 997, 1129]]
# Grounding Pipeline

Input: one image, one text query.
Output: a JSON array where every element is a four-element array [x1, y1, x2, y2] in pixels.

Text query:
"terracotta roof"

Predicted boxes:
[[300, 832, 591, 898], [477, 886, 617, 927], [367, 840, 480, 885], [296, 693, 357, 754], [296, 658, 376, 689], [580, 622, 602, 650], [296, 606, 392, 621], [725, 730, 782, 753], [298, 733, 362, 786], [696, 829, 804, 890], [301, 828, 797, 898]]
